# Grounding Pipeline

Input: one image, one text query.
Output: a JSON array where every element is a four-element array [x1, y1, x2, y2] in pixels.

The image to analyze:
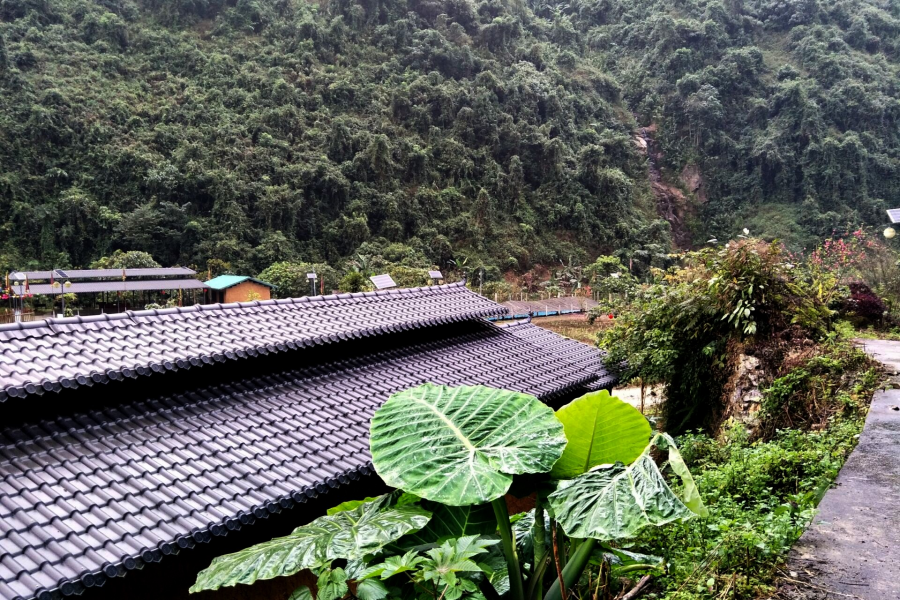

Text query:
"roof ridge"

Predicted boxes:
[[0, 281, 470, 333], [0, 281, 505, 401], [495, 315, 533, 328]]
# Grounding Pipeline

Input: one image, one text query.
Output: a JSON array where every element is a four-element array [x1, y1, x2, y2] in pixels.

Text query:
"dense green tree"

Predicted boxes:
[[258, 261, 339, 297], [0, 0, 661, 279], [2, 0, 898, 277], [91, 250, 162, 269]]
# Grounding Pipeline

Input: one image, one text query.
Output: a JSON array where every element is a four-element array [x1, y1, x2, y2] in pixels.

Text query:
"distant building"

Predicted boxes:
[[4, 268, 207, 321], [204, 275, 275, 303]]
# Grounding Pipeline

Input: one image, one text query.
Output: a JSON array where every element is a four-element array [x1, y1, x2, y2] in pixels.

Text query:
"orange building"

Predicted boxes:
[[204, 275, 275, 303]]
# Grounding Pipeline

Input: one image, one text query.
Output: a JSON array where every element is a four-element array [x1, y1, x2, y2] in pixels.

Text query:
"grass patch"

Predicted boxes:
[[629, 418, 866, 598], [532, 314, 609, 345], [617, 341, 882, 599], [850, 325, 900, 341]]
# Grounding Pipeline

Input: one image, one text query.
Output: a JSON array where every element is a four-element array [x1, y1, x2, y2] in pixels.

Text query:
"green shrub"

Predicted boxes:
[[632, 416, 869, 599], [258, 261, 339, 298], [600, 239, 830, 434], [338, 271, 370, 293]]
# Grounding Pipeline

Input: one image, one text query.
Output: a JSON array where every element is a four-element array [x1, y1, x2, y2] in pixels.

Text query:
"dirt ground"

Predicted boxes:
[[529, 313, 611, 345], [773, 340, 900, 600]]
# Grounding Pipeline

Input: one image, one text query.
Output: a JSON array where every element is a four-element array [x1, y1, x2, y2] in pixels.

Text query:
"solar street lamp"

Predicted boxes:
[[885, 209, 900, 239], [307, 272, 317, 296], [888, 208, 900, 223], [51, 278, 71, 316]]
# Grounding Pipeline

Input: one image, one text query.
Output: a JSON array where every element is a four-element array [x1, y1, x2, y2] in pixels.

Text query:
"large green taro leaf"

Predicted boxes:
[[512, 508, 550, 561], [370, 383, 567, 506], [402, 503, 497, 547], [550, 390, 653, 479], [190, 495, 431, 592], [548, 434, 705, 540], [655, 433, 708, 517]]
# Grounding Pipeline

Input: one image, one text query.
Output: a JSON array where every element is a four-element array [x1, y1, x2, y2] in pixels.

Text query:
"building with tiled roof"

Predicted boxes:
[[0, 283, 616, 600]]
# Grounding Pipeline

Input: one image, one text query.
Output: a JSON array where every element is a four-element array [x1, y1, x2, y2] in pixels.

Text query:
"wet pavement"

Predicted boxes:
[[778, 339, 900, 599]]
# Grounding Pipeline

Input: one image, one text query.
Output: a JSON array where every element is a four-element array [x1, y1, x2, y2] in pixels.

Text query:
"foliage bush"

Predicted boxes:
[[339, 271, 371, 293], [757, 340, 878, 436], [840, 281, 889, 326], [598, 239, 830, 434], [258, 261, 340, 298], [632, 410, 874, 598], [90, 250, 161, 269]]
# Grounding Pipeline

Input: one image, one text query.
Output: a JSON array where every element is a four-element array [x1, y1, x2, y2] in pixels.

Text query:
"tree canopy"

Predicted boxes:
[[1, 0, 898, 276]]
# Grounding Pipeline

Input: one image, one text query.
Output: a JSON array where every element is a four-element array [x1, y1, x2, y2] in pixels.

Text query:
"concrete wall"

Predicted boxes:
[[223, 281, 271, 303]]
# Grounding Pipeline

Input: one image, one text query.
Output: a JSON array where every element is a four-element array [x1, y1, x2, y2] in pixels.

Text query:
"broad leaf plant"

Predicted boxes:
[[192, 386, 706, 600]]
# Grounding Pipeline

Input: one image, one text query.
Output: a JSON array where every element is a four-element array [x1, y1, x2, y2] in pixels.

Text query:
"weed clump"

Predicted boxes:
[[628, 408, 874, 598]]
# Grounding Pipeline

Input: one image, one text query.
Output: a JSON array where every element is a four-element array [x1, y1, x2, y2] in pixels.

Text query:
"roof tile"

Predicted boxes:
[[0, 319, 612, 600], [0, 283, 505, 401]]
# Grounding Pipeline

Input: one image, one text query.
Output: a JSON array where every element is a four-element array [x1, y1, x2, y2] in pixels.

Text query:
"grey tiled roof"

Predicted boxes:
[[0, 284, 617, 600], [0, 320, 603, 600], [0, 283, 505, 402], [499, 319, 617, 389]]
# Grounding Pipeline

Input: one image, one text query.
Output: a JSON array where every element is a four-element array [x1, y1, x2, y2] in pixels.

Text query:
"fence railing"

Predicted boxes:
[[0, 310, 44, 324], [481, 290, 597, 304]]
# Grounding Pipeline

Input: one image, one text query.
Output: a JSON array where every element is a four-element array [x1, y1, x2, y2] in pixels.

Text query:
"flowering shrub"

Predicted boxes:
[[808, 230, 873, 273], [800, 229, 876, 306], [841, 281, 889, 325]]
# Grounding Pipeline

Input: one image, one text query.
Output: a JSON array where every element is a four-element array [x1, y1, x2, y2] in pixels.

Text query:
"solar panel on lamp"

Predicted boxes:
[[428, 270, 443, 279], [370, 274, 397, 289], [887, 208, 900, 223]]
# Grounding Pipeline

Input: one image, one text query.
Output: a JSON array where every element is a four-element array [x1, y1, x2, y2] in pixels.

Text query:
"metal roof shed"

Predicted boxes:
[[203, 275, 276, 291]]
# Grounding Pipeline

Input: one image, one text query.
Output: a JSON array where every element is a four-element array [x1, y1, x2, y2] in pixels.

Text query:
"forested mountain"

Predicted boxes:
[[1, 0, 899, 278]]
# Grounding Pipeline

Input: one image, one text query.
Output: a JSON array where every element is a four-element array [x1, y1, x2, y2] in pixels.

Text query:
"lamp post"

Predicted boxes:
[[886, 209, 900, 239], [11, 280, 24, 323], [307, 272, 317, 296], [51, 279, 71, 316]]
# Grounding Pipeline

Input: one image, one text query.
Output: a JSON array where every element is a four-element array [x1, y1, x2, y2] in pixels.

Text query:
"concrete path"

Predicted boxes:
[[778, 339, 900, 599]]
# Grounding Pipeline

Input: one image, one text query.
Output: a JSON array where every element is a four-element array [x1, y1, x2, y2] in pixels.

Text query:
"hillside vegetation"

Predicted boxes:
[[1, 0, 899, 277]]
